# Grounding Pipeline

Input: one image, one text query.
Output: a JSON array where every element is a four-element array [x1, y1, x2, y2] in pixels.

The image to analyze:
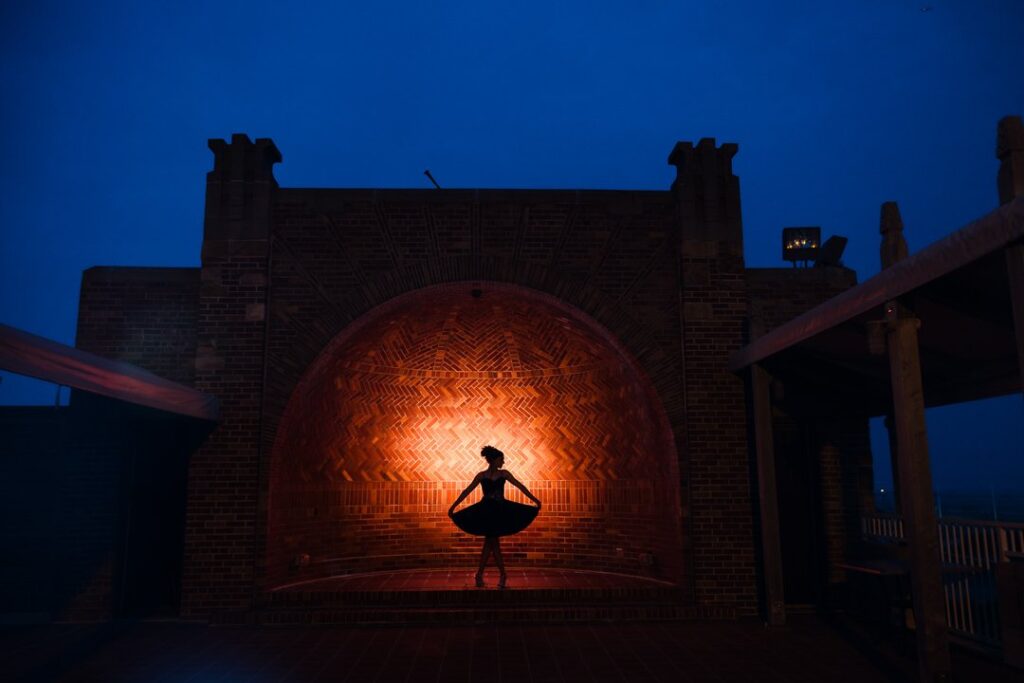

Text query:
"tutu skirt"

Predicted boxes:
[[452, 498, 538, 537]]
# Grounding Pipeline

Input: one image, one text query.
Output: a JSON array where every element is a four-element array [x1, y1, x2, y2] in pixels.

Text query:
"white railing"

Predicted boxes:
[[862, 513, 904, 540], [860, 513, 1024, 647]]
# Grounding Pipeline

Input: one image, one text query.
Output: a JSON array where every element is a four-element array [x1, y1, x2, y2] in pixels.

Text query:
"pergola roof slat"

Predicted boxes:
[[731, 197, 1024, 373], [0, 323, 219, 421]]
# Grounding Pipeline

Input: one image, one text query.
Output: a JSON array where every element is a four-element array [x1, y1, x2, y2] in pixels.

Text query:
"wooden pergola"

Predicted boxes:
[[0, 323, 219, 422], [731, 116, 1024, 682]]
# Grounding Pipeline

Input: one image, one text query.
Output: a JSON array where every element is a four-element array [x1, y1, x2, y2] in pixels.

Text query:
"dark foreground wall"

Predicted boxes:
[[0, 399, 206, 622], [746, 267, 876, 607]]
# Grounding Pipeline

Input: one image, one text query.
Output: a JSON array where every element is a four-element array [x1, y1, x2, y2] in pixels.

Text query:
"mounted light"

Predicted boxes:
[[782, 226, 820, 267]]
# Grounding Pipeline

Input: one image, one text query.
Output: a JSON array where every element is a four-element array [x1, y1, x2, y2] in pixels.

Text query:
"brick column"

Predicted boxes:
[[669, 139, 757, 614], [181, 134, 280, 619]]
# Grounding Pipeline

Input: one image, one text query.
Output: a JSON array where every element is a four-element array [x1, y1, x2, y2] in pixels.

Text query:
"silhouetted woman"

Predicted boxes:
[[448, 445, 541, 589]]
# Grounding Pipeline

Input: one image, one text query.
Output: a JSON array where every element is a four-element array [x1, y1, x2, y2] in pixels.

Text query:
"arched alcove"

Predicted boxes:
[[265, 282, 682, 587]]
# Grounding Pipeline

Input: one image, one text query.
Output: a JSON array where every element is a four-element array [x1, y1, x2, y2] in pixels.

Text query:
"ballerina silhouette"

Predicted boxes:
[[448, 445, 541, 588]]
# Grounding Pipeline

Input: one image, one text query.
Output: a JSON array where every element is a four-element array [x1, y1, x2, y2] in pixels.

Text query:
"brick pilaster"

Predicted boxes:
[[181, 134, 280, 618], [670, 139, 757, 613]]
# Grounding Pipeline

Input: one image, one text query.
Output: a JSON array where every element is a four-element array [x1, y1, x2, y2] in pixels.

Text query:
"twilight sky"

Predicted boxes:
[[0, 1, 1021, 490]]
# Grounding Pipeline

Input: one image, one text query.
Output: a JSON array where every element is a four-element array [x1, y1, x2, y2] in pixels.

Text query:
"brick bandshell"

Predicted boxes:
[[62, 138, 872, 622]]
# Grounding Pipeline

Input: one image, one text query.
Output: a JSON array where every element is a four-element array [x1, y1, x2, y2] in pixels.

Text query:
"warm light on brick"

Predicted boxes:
[[266, 282, 682, 586]]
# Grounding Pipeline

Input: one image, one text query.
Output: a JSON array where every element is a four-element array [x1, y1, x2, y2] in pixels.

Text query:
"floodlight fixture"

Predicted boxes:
[[782, 227, 820, 267]]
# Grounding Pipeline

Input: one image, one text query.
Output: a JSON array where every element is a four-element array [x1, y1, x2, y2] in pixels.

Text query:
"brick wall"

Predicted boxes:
[[746, 267, 857, 333], [180, 136, 278, 618], [815, 418, 874, 586], [169, 134, 836, 619], [679, 239, 756, 611], [670, 140, 758, 613], [76, 267, 199, 386], [264, 282, 682, 587], [250, 187, 692, 604], [42, 135, 883, 622]]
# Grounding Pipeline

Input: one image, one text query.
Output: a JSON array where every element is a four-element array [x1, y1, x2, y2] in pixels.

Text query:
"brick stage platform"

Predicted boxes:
[[259, 568, 725, 625]]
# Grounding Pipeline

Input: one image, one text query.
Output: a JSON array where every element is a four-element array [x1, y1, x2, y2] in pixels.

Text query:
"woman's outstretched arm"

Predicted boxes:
[[504, 472, 541, 508], [448, 473, 483, 516]]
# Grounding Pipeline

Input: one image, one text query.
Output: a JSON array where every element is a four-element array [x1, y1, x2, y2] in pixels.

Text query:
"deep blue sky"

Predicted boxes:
[[1, 2, 1021, 490]]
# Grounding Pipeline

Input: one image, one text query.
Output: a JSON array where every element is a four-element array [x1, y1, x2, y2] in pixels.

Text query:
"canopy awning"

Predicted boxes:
[[730, 197, 1024, 416], [0, 324, 220, 421]]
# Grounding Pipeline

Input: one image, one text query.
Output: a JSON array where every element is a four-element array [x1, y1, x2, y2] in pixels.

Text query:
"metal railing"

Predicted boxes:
[[860, 513, 1024, 647]]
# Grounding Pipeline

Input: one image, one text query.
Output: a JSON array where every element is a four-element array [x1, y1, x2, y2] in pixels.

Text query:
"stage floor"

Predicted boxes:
[[270, 567, 674, 592], [261, 568, 688, 625]]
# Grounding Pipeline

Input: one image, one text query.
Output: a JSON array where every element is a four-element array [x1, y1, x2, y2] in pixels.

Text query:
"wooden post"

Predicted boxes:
[[998, 116, 1024, 398], [883, 414, 901, 510], [1006, 242, 1024, 398], [886, 313, 951, 682], [751, 363, 786, 625]]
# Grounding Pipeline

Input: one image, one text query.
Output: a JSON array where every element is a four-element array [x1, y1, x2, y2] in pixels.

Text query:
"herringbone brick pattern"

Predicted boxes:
[[267, 284, 682, 587]]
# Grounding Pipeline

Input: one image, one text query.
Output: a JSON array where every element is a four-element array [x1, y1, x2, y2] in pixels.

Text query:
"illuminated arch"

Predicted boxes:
[[265, 281, 682, 586]]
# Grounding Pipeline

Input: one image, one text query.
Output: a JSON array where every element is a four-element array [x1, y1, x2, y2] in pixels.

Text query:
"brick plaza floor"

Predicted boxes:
[[2, 616, 900, 683]]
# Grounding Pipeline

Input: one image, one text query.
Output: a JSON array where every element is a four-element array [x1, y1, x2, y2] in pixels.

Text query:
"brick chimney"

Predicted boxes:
[[203, 133, 281, 248], [668, 138, 742, 244]]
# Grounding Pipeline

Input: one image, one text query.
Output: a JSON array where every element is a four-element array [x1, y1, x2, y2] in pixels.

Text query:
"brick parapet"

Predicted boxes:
[[75, 266, 200, 386], [745, 267, 857, 332]]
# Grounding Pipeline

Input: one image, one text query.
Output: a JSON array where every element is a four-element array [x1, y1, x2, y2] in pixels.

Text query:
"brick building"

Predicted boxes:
[[1, 133, 873, 624]]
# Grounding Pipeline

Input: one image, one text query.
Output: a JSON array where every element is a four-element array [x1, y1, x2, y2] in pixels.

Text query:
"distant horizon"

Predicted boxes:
[[875, 487, 1024, 523]]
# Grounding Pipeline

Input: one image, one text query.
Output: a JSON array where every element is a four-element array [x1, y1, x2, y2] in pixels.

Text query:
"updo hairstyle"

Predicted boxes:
[[481, 445, 504, 464]]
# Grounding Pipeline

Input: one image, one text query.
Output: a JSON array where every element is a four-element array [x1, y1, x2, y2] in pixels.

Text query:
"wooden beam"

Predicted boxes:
[[751, 364, 786, 625], [887, 315, 951, 682], [730, 198, 1024, 372], [1007, 242, 1024, 400], [0, 324, 220, 422]]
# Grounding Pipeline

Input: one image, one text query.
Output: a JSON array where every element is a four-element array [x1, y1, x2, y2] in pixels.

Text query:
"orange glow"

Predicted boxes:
[[266, 282, 682, 585]]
